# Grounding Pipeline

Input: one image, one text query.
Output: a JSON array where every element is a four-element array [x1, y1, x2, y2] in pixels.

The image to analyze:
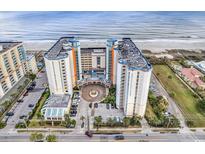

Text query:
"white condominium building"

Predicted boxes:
[[116, 38, 152, 117], [44, 37, 82, 95], [0, 42, 27, 98], [44, 37, 152, 117]]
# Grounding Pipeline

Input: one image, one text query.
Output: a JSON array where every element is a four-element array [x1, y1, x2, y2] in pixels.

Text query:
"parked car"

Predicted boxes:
[[106, 103, 110, 109], [94, 103, 98, 108], [28, 104, 34, 108], [114, 135, 124, 140], [17, 99, 23, 103], [6, 112, 14, 116], [71, 104, 78, 108], [111, 104, 115, 109], [71, 110, 77, 114], [31, 81, 36, 87], [70, 113, 76, 117], [89, 103, 92, 108], [19, 115, 27, 119], [27, 86, 34, 91], [85, 131, 93, 138], [71, 106, 77, 110]]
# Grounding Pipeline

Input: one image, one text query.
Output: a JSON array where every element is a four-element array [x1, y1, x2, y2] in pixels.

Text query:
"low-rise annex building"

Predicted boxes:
[[41, 94, 71, 121]]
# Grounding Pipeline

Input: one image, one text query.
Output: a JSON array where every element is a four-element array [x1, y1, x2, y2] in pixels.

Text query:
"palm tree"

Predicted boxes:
[[80, 115, 85, 122], [46, 135, 57, 142], [123, 117, 130, 127], [107, 117, 114, 127], [64, 114, 71, 127], [30, 132, 44, 142], [71, 119, 76, 127], [94, 116, 102, 130]]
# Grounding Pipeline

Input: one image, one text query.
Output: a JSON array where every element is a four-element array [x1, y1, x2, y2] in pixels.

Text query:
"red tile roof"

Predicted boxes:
[[181, 67, 205, 87]]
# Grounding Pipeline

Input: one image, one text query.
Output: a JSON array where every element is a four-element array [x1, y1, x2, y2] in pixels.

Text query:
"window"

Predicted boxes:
[[97, 57, 101, 65]]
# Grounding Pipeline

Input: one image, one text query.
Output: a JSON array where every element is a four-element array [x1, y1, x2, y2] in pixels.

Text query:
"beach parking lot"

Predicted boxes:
[[2, 69, 48, 131]]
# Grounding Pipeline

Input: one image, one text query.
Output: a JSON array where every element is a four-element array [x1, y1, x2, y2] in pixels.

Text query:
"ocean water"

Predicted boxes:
[[1, 12, 205, 51], [1, 11, 205, 41]]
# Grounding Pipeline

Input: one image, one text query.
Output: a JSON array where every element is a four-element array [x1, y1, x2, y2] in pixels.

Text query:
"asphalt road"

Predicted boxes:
[[0, 132, 205, 142], [1, 69, 48, 132]]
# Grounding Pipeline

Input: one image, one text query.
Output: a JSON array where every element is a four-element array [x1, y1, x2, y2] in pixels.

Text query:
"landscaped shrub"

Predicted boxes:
[[15, 122, 27, 128], [0, 121, 6, 129], [145, 92, 180, 128]]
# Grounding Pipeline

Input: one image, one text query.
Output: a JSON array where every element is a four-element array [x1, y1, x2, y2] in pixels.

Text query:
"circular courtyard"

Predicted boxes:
[[81, 84, 106, 102]]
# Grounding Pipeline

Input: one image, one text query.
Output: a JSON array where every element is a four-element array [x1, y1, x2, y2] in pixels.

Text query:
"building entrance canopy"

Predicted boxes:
[[78, 77, 111, 88]]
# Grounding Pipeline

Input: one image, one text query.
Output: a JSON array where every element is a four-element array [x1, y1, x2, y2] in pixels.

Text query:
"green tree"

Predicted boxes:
[[106, 118, 115, 127], [15, 122, 27, 129], [198, 99, 205, 112], [27, 73, 36, 81], [130, 116, 141, 126], [63, 114, 71, 127], [30, 132, 44, 142], [46, 135, 57, 142], [186, 120, 194, 127], [71, 119, 76, 127], [123, 117, 131, 127], [169, 92, 176, 98], [94, 116, 102, 130], [80, 115, 85, 122], [0, 121, 6, 129], [168, 75, 172, 79]]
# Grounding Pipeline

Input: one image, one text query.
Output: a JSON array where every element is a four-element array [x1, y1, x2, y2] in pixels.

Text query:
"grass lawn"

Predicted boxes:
[[28, 91, 50, 128], [145, 103, 158, 121], [32, 91, 49, 120], [153, 65, 205, 127]]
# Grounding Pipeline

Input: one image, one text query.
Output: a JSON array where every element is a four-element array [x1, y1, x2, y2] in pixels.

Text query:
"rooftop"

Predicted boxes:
[[181, 67, 203, 81], [42, 94, 70, 108], [181, 67, 205, 87], [44, 37, 78, 60], [0, 41, 22, 54], [194, 61, 205, 73], [118, 38, 152, 71], [26, 54, 35, 61]]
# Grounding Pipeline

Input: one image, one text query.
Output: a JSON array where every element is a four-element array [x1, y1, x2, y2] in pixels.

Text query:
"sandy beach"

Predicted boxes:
[[24, 39, 205, 53]]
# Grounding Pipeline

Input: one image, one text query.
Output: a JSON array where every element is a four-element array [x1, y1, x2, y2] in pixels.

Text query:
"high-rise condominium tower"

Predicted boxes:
[[44, 37, 82, 95], [115, 38, 152, 117]]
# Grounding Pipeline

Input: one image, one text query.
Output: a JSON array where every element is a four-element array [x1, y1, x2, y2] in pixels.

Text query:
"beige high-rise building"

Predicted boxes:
[[0, 42, 27, 98], [26, 54, 38, 74]]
